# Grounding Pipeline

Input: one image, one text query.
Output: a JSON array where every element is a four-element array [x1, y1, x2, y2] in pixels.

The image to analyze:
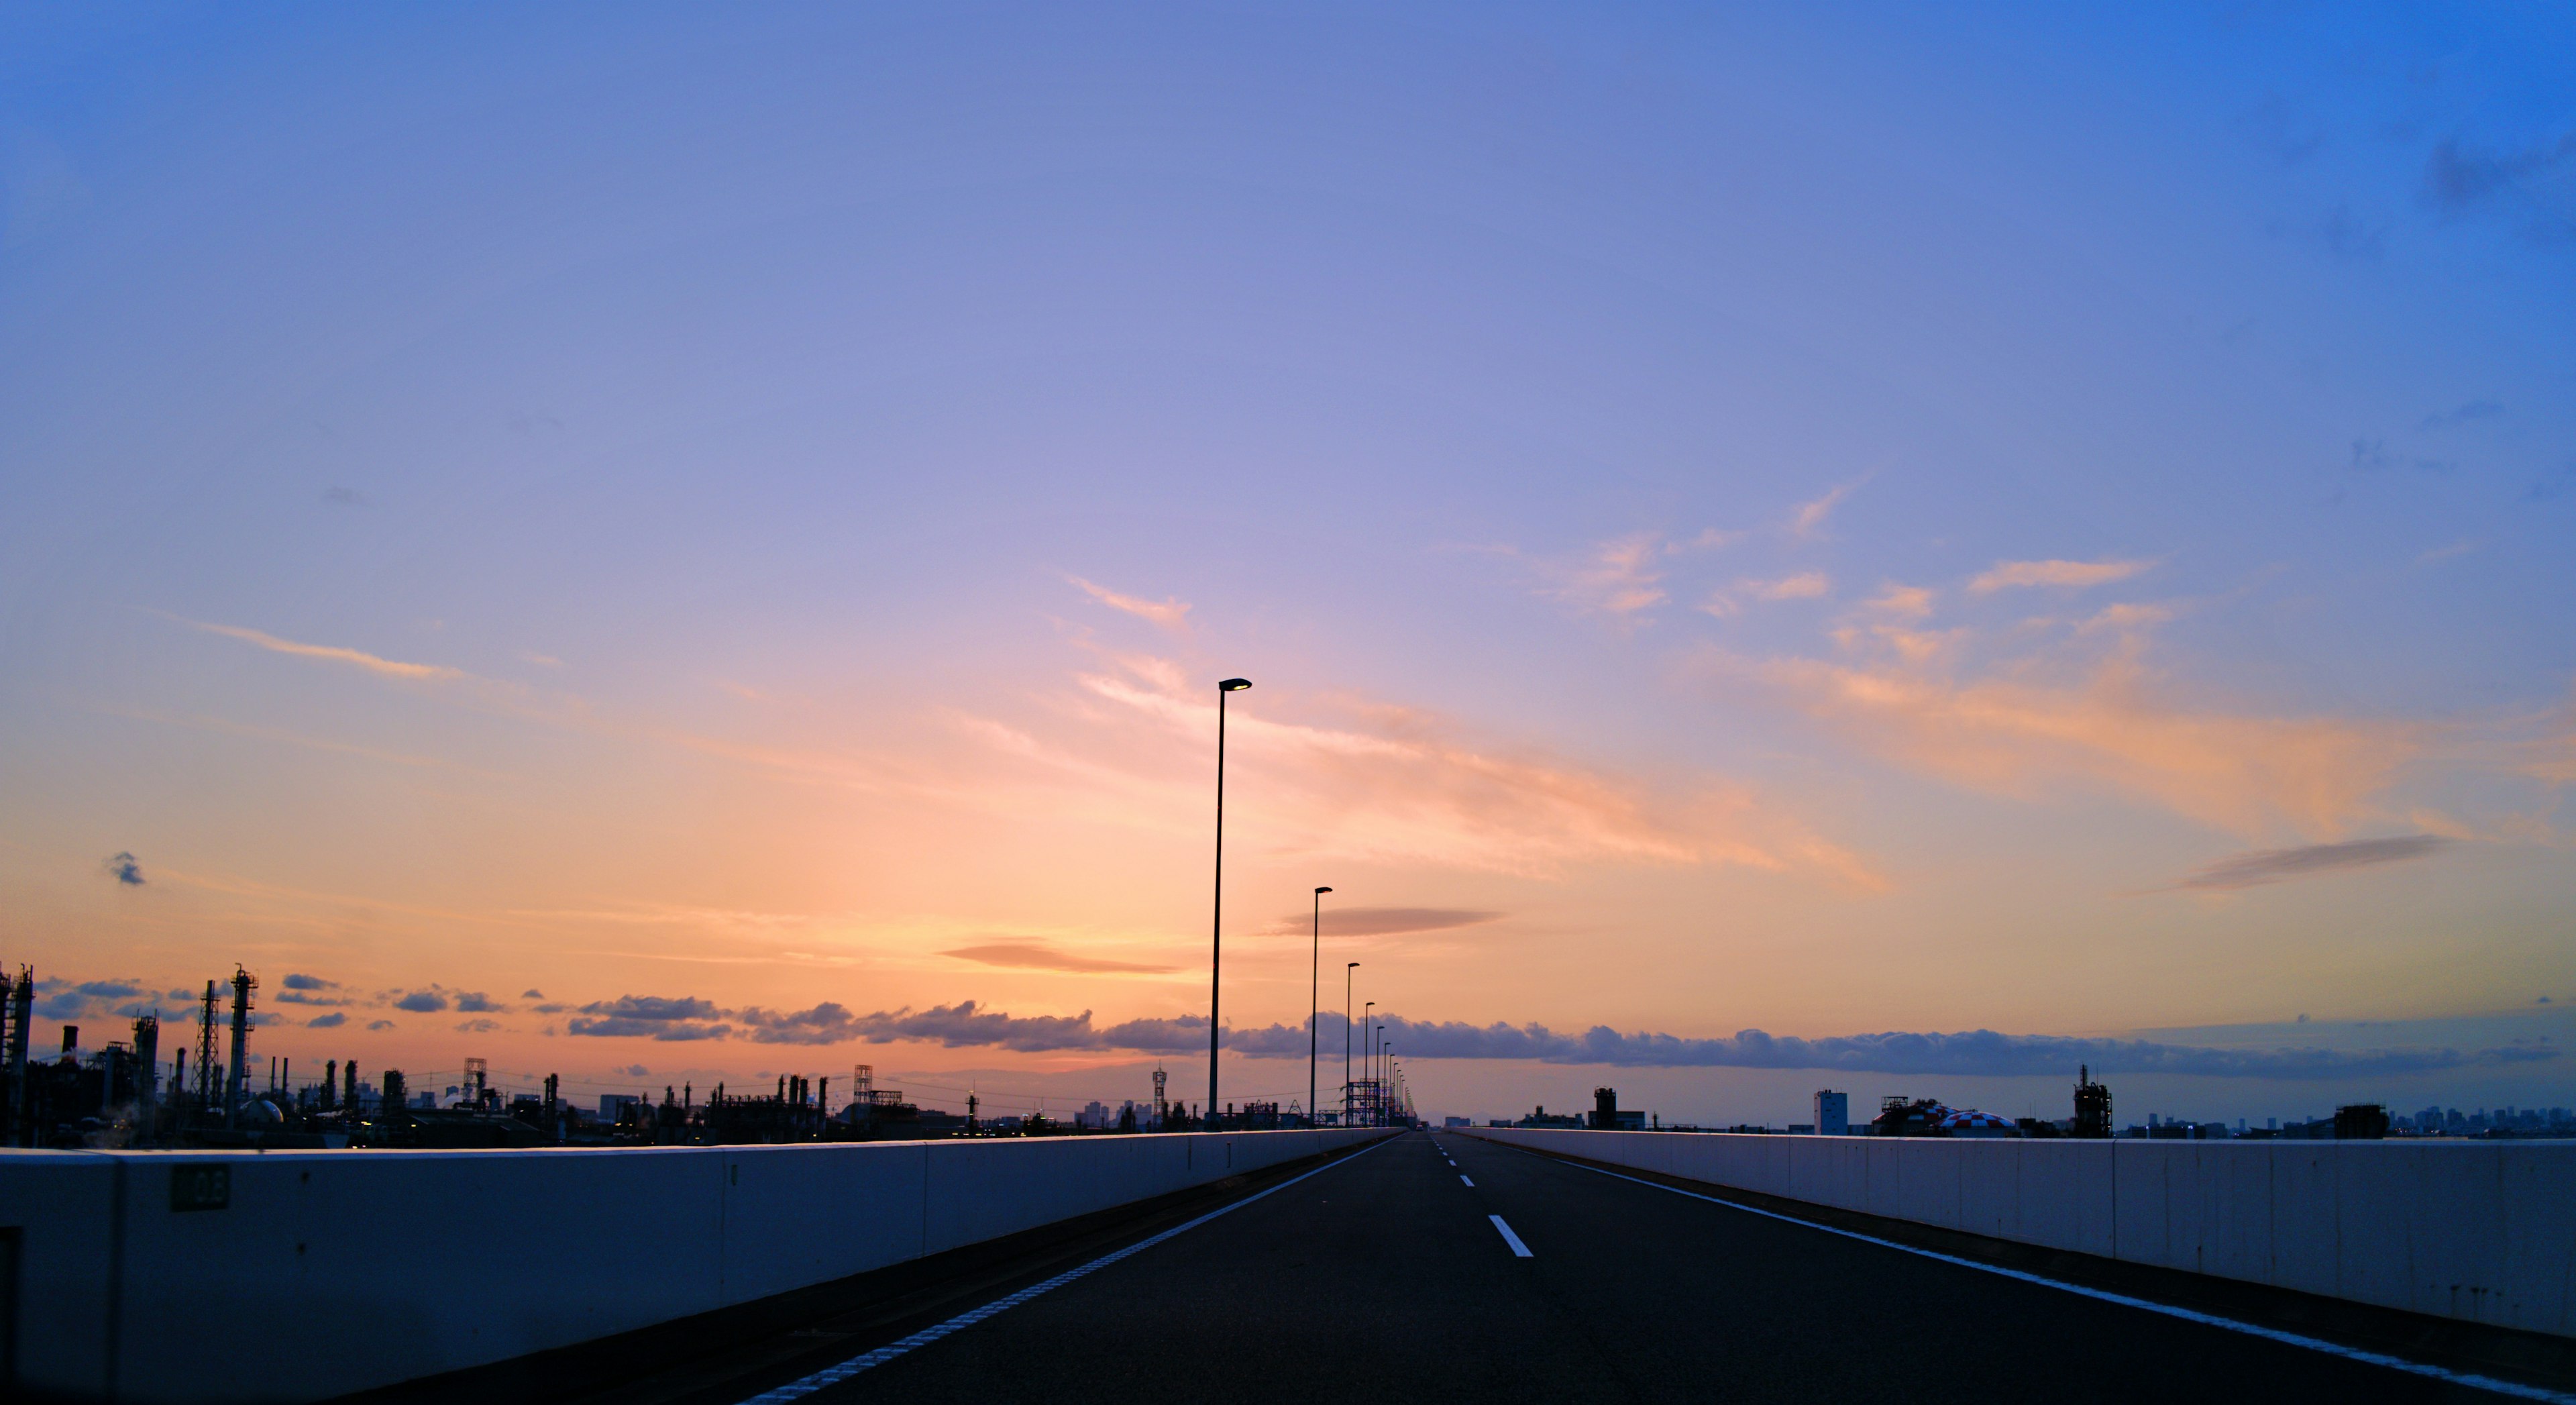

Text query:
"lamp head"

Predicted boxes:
[[1315, 886, 1332, 894], [1218, 678, 1252, 692]]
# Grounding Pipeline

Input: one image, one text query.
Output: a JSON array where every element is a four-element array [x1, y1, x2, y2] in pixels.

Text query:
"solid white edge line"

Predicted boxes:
[[1516, 1147, 2571, 1404], [1460, 1174, 1474, 1186], [737, 1134, 1402, 1403], [1488, 1213, 1534, 1257]]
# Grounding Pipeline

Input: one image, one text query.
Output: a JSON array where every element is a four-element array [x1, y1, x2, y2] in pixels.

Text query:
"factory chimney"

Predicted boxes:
[[322, 1059, 337, 1110], [133, 1014, 160, 1141], [5, 970, 31, 1147], [223, 967, 257, 1127], [343, 1060, 358, 1113]]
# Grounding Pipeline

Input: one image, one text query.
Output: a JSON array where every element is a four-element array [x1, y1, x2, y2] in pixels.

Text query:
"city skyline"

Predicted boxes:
[[4, 5, 2573, 1127]]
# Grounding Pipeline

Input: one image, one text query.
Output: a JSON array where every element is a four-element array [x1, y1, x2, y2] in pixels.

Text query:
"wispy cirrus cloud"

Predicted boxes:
[[1968, 558, 2155, 593], [1060, 654, 1880, 886], [941, 942, 1179, 975], [1716, 640, 2416, 838], [1786, 482, 1858, 539], [2176, 835, 2451, 891], [1530, 533, 1668, 619], [173, 617, 465, 681], [1703, 572, 1833, 618], [1864, 584, 1935, 619], [1068, 576, 1191, 632], [1260, 906, 1501, 937]]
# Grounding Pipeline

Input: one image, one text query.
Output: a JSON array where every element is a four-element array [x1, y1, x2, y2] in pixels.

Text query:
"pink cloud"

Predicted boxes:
[[1727, 642, 2418, 838], [1787, 483, 1856, 539], [1968, 558, 2154, 593], [1068, 576, 1192, 631], [986, 656, 1882, 887]]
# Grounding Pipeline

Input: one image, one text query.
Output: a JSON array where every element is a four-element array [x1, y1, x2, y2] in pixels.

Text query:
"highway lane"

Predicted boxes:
[[740, 1130, 2515, 1404]]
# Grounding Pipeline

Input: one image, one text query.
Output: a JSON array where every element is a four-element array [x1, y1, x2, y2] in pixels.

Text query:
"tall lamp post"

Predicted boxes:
[[1208, 678, 1252, 1127], [1362, 1000, 1375, 1125], [1344, 963, 1358, 1126], [1375, 1025, 1387, 1125], [1308, 886, 1331, 1129]]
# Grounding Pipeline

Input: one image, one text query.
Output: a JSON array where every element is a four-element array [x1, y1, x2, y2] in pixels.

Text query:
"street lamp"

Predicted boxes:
[[1363, 1000, 1375, 1125], [1309, 886, 1332, 1129], [1209, 678, 1251, 1127], [1375, 1025, 1386, 1125], [1344, 962, 1359, 1126]]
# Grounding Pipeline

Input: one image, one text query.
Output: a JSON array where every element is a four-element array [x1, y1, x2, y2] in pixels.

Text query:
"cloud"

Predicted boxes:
[[453, 991, 502, 1013], [1865, 585, 1935, 619], [103, 851, 145, 886], [519, 650, 564, 668], [2415, 539, 2483, 567], [1787, 484, 1856, 539], [455, 1017, 502, 1034], [1725, 643, 2416, 837], [850, 1000, 1114, 1052], [1351, 1014, 2555, 1080], [275, 989, 348, 1007], [366, 1019, 394, 1031], [1674, 528, 1746, 552], [941, 943, 1179, 975], [178, 618, 464, 682], [282, 973, 336, 990], [321, 485, 366, 507], [568, 994, 733, 1041], [1750, 572, 1831, 602], [2075, 603, 2174, 635], [522, 988, 545, 999], [579, 994, 722, 1021], [2418, 401, 2505, 432], [392, 990, 448, 1012], [1069, 577, 1191, 631], [1064, 656, 1878, 885], [2422, 132, 2576, 233], [570, 1017, 732, 1041], [1262, 906, 1501, 937], [2176, 834, 2452, 891], [305, 1012, 347, 1028], [1968, 559, 2153, 593], [661, 996, 2551, 1081], [737, 1002, 864, 1045], [1534, 534, 1667, 618], [616, 1064, 650, 1077], [31, 979, 153, 1021]]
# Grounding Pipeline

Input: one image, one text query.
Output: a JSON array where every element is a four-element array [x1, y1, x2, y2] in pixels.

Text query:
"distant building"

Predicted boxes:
[[1444, 1116, 1471, 1129], [600, 1093, 641, 1120], [2071, 1066, 2112, 1138], [1813, 1089, 1849, 1137], [1587, 1088, 1644, 1131]]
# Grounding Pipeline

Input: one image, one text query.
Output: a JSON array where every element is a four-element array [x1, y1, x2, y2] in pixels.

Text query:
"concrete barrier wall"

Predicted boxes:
[[1461, 1128, 2576, 1338], [1, 1129, 1382, 1402]]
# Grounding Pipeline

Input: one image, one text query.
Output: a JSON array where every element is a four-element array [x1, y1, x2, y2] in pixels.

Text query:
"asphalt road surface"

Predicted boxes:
[[739, 1130, 2532, 1404]]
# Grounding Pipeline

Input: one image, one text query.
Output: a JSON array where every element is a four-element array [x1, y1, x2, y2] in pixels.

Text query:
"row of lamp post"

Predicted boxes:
[[1208, 676, 1400, 1131]]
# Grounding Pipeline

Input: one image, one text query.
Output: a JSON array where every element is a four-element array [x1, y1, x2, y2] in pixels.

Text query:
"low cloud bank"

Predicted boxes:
[[557, 994, 2554, 1080]]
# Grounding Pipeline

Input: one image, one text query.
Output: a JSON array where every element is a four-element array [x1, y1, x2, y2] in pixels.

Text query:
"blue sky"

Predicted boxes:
[[2, 4, 2571, 1124]]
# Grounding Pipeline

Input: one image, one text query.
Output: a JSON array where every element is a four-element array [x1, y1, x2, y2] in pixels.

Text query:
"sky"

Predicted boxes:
[[3, 3, 2572, 1128]]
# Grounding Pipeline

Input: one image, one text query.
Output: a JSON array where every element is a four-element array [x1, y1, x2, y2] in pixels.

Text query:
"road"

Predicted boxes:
[[700, 1129, 2521, 1404]]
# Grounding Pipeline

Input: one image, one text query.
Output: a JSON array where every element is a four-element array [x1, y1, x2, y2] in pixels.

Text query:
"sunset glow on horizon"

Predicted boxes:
[[3, 5, 2571, 1127]]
